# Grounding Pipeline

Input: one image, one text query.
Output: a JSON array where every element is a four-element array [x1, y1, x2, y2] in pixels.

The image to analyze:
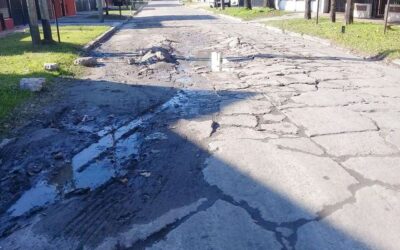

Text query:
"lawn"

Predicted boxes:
[[266, 18, 400, 59], [0, 25, 109, 121], [207, 7, 285, 20]]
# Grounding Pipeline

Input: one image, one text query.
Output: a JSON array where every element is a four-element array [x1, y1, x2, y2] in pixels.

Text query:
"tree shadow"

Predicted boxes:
[[0, 79, 372, 249], [0, 31, 98, 56]]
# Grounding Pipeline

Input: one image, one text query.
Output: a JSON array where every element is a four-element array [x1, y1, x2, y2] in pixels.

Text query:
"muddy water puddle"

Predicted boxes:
[[6, 89, 204, 218], [182, 50, 250, 73]]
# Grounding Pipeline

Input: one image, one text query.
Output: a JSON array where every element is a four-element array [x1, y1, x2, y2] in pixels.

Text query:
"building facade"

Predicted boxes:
[[0, 0, 15, 31]]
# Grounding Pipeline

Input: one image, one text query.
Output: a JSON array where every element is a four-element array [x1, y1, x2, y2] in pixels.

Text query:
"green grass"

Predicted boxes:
[[266, 18, 400, 59], [0, 25, 109, 121], [207, 7, 285, 20]]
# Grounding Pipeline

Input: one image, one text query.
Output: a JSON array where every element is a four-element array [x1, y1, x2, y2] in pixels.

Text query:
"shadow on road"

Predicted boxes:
[[0, 78, 369, 249]]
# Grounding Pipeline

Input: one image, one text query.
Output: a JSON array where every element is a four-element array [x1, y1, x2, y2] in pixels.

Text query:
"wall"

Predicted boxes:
[[276, 0, 328, 13]]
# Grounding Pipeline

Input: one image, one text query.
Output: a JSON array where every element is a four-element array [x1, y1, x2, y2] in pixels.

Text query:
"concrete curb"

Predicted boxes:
[[259, 22, 400, 68], [82, 4, 146, 53], [196, 7, 400, 68]]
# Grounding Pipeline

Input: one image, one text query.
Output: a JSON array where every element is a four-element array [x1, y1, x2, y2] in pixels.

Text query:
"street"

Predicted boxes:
[[1, 0, 400, 249]]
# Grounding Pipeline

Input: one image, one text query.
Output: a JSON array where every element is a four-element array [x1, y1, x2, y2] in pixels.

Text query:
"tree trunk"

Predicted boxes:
[[304, 0, 312, 19], [264, 0, 276, 8], [26, 0, 41, 46], [345, 0, 354, 24], [97, 0, 104, 22], [244, 0, 252, 9], [221, 0, 225, 10], [330, 0, 336, 22], [38, 0, 53, 43]]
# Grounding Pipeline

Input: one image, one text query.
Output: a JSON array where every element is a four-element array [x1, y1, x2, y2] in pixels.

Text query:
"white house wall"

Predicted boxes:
[[276, 0, 328, 13]]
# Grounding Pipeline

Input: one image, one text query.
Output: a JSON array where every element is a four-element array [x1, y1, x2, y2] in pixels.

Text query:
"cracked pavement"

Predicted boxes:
[[1, 1, 400, 249]]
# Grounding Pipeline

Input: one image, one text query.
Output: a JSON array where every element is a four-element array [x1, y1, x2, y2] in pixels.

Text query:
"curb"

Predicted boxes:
[[260, 22, 400, 68], [82, 4, 146, 52]]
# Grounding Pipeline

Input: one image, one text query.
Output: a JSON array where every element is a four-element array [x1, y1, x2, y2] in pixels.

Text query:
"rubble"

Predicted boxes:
[[127, 57, 136, 65], [19, 78, 46, 92], [227, 37, 241, 48], [74, 57, 98, 67], [140, 47, 175, 64], [44, 63, 59, 71]]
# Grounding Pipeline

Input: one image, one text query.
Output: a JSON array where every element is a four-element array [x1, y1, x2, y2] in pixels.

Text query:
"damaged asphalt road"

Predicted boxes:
[[2, 0, 400, 249]]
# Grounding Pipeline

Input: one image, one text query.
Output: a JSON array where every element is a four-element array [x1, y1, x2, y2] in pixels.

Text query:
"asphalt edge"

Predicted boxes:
[[257, 22, 400, 68], [196, 7, 400, 68], [81, 3, 147, 53]]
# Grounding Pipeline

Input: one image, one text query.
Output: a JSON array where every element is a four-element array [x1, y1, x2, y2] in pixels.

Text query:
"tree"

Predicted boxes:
[[330, 0, 336, 22], [26, 0, 41, 46], [244, 0, 252, 10], [304, 0, 312, 19], [263, 0, 276, 9], [97, 0, 104, 22], [38, 0, 53, 43], [220, 0, 225, 10], [345, 0, 354, 24]]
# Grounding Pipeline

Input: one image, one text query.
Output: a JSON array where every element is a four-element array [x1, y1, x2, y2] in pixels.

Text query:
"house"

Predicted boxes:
[[51, 0, 77, 18], [274, 0, 400, 20], [75, 0, 97, 11], [0, 0, 14, 31], [3, 0, 76, 29]]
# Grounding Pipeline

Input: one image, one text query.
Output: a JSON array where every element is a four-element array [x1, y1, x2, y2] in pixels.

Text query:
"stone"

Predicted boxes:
[[220, 100, 272, 115], [44, 63, 59, 71], [74, 57, 97, 67], [53, 152, 64, 160], [296, 186, 400, 250], [217, 115, 257, 127], [260, 122, 299, 135], [228, 37, 241, 48], [270, 137, 324, 155], [203, 140, 357, 223], [149, 200, 281, 250], [140, 47, 175, 64], [19, 78, 46, 92], [312, 131, 398, 157], [343, 157, 400, 185], [283, 107, 377, 136], [127, 58, 136, 65]]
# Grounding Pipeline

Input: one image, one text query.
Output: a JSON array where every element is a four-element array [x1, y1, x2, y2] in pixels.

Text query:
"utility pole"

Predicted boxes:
[[26, 0, 41, 46], [39, 0, 53, 43], [97, 0, 104, 22]]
